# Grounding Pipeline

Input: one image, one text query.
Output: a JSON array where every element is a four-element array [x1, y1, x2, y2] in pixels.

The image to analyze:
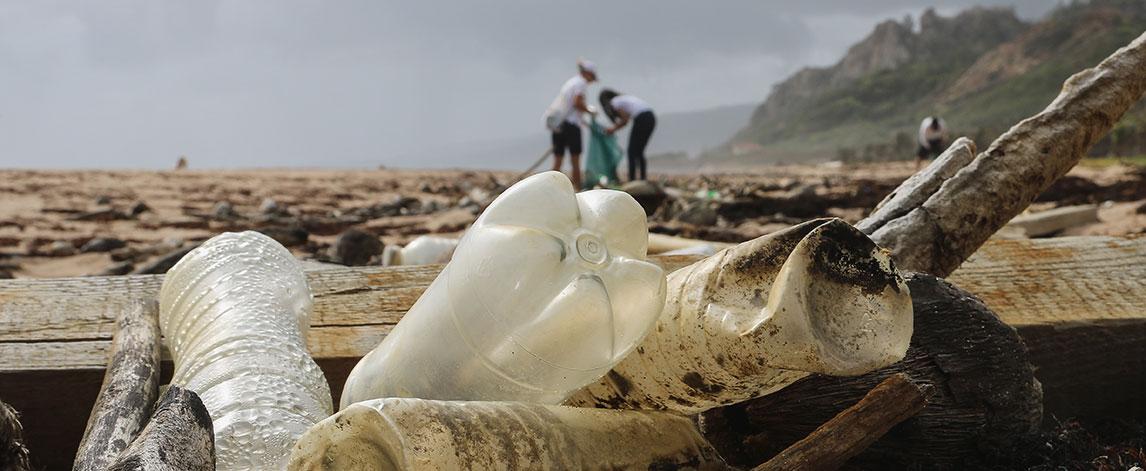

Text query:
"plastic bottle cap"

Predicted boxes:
[[575, 233, 608, 265]]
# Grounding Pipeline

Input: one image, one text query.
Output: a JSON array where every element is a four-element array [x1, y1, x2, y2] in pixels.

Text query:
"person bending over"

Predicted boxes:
[[916, 116, 948, 170], [543, 59, 598, 190], [599, 89, 656, 181]]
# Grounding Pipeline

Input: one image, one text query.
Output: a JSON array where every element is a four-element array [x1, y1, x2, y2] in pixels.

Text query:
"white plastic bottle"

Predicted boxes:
[[380, 235, 459, 266], [341, 171, 666, 407], [159, 231, 333, 470]]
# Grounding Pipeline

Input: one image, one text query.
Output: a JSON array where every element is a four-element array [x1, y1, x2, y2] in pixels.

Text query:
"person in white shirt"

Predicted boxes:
[[916, 116, 948, 169], [543, 59, 598, 190], [599, 89, 656, 181]]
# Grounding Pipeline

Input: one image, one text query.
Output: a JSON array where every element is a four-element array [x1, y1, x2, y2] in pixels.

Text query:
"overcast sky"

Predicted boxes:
[[0, 1, 1057, 169]]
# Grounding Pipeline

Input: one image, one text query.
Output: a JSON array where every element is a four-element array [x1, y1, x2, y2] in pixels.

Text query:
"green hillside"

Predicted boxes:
[[721, 0, 1146, 163]]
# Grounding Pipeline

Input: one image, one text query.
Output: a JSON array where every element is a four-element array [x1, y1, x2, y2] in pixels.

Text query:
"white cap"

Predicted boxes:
[[578, 59, 597, 76]]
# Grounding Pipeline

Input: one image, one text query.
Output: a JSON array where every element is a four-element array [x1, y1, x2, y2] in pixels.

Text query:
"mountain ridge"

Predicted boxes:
[[719, 0, 1146, 164]]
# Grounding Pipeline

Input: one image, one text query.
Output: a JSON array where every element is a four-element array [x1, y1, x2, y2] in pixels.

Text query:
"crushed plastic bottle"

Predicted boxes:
[[159, 231, 333, 470], [289, 398, 726, 470], [341, 171, 666, 407]]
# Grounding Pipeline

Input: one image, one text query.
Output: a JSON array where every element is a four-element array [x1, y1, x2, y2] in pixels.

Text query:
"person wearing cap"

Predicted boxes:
[[599, 88, 656, 181], [543, 60, 598, 190]]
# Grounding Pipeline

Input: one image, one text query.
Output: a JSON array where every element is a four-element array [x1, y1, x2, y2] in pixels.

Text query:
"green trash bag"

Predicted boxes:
[[584, 117, 623, 189]]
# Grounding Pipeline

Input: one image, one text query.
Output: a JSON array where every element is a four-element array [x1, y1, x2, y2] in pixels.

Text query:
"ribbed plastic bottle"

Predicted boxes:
[[340, 171, 667, 407], [159, 231, 333, 470], [289, 398, 726, 470]]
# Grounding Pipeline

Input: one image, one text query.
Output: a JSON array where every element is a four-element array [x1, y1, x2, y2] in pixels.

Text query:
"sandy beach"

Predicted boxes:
[[1, 162, 1142, 279]]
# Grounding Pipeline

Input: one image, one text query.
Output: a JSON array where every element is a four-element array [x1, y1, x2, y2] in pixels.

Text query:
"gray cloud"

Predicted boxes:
[[0, 1, 1057, 169]]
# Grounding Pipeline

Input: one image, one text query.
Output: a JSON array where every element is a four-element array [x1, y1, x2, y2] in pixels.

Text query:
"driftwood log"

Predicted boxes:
[[107, 385, 214, 471], [73, 300, 161, 471], [700, 274, 1043, 469], [0, 237, 1143, 466], [753, 374, 931, 471], [858, 30, 1146, 277], [1, 398, 30, 471]]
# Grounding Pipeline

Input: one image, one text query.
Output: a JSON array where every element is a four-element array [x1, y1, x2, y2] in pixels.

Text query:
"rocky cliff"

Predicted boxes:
[[726, 1, 1146, 163]]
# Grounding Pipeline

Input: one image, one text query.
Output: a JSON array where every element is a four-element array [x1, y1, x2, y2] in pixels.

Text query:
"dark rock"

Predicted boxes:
[[132, 245, 199, 275], [69, 208, 130, 222], [257, 226, 309, 247], [1136, 200, 1146, 215], [95, 261, 134, 276], [620, 181, 667, 216], [81, 237, 127, 253], [95, 195, 112, 205], [110, 247, 144, 262], [130, 201, 152, 216], [333, 228, 384, 266], [676, 205, 718, 227], [0, 269, 12, 280]]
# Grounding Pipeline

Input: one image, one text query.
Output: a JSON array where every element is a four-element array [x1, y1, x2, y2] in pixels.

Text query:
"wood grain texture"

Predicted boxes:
[[106, 385, 215, 471], [752, 374, 930, 471], [949, 236, 1146, 417], [73, 301, 161, 471]]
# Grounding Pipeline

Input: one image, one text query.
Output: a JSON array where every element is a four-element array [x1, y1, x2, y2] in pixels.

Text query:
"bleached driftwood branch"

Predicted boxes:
[[73, 301, 161, 471], [106, 386, 215, 471], [859, 31, 1146, 277]]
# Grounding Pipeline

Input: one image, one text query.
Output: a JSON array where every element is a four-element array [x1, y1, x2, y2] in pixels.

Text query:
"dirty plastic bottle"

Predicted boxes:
[[567, 218, 914, 414], [341, 171, 666, 407], [159, 231, 333, 470], [289, 398, 726, 470]]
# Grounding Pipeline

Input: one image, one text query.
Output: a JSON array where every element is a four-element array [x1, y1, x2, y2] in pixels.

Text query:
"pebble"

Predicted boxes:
[[213, 201, 238, 220], [676, 205, 719, 227], [130, 201, 152, 216], [81, 237, 127, 253]]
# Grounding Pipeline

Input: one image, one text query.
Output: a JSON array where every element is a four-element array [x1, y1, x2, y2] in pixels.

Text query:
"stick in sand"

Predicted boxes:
[[753, 374, 931, 471]]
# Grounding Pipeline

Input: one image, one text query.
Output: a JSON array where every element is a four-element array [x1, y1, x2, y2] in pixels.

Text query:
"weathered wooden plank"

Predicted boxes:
[[948, 236, 1146, 417], [0, 238, 1143, 469]]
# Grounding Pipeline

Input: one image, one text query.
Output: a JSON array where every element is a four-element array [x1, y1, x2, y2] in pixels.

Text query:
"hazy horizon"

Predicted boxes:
[[0, 1, 1056, 170]]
